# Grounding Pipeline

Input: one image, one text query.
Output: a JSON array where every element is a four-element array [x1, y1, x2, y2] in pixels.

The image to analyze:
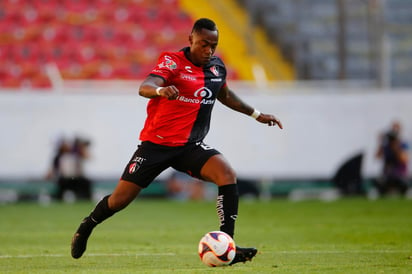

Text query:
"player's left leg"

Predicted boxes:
[[173, 142, 257, 264], [173, 143, 238, 237], [200, 154, 238, 237], [200, 154, 257, 265]]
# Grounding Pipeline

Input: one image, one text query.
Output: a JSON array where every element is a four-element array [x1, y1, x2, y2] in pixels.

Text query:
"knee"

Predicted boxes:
[[215, 166, 237, 186], [201, 155, 238, 186], [226, 167, 237, 182]]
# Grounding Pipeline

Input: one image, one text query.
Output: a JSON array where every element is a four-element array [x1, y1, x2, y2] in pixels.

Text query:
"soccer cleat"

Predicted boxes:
[[71, 218, 93, 259], [229, 246, 258, 265]]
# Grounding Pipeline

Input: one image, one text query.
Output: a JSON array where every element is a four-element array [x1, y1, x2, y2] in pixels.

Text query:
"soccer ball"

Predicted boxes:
[[198, 231, 236, 267]]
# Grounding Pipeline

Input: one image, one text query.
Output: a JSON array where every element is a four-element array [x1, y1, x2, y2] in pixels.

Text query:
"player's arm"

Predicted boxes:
[[217, 85, 283, 128], [139, 75, 179, 100], [375, 133, 385, 159], [396, 142, 409, 165]]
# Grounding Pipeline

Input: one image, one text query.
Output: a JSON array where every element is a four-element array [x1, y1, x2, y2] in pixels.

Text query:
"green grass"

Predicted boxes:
[[0, 198, 411, 273]]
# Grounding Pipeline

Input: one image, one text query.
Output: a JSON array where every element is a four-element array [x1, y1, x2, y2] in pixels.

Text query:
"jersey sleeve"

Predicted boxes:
[[149, 52, 179, 82]]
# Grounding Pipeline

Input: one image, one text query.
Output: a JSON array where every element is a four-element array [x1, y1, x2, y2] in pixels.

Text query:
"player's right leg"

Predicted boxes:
[[71, 180, 141, 259], [71, 141, 172, 259]]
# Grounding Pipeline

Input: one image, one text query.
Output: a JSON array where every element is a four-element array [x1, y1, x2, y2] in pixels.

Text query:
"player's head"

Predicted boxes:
[[191, 18, 217, 34], [189, 18, 219, 66]]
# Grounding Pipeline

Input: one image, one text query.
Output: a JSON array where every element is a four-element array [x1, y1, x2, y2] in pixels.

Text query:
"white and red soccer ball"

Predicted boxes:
[[198, 231, 236, 267]]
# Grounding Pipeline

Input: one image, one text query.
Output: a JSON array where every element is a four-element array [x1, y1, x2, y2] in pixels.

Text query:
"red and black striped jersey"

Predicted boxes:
[[139, 47, 227, 147]]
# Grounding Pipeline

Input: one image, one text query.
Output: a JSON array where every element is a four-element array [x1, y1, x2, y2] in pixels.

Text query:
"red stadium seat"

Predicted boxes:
[[0, 0, 195, 89]]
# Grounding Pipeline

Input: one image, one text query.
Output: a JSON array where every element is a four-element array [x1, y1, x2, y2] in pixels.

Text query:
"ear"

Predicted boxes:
[[189, 34, 193, 45]]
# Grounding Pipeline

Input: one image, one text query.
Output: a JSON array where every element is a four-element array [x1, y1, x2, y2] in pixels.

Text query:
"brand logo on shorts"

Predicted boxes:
[[128, 156, 146, 174]]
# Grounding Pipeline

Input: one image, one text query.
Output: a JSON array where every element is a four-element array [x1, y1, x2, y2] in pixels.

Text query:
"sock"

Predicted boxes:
[[216, 184, 239, 239], [78, 195, 116, 234]]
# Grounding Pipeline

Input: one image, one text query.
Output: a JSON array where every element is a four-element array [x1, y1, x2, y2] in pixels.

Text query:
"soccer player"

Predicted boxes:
[[71, 18, 283, 265]]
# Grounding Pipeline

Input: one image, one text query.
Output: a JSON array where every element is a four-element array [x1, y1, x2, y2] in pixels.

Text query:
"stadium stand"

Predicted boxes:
[[179, 0, 294, 81], [0, 0, 295, 89], [2, 0, 410, 88], [385, 0, 412, 86], [237, 0, 412, 87], [0, 0, 194, 89]]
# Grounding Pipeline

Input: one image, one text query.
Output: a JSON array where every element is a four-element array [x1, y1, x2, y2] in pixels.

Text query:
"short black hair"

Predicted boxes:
[[191, 18, 217, 33]]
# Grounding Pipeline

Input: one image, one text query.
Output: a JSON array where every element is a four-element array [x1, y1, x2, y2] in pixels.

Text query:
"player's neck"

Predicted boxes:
[[184, 48, 202, 67]]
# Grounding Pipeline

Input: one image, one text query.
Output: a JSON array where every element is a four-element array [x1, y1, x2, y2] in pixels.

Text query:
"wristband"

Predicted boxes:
[[250, 109, 261, 119], [155, 87, 162, 96]]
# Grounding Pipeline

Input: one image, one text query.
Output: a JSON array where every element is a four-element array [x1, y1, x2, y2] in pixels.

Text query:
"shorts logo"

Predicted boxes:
[[129, 162, 138, 174], [196, 142, 214, 150], [128, 156, 146, 174]]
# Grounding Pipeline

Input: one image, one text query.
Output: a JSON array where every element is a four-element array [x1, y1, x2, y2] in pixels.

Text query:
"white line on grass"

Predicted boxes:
[[275, 250, 410, 254], [0, 253, 176, 259], [1, 250, 408, 259]]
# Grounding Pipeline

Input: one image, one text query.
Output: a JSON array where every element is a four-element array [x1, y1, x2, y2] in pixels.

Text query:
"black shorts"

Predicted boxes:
[[121, 141, 221, 188]]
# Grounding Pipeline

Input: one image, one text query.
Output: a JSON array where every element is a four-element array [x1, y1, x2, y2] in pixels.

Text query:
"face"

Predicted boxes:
[[189, 28, 218, 66], [391, 121, 401, 134]]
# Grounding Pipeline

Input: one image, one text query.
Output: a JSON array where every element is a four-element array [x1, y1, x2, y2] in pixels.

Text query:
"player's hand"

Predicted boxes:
[[256, 113, 283, 129], [158, 85, 179, 100]]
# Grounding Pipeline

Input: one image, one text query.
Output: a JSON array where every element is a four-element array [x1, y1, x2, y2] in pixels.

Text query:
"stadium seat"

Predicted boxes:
[[0, 0, 195, 89], [238, 0, 412, 85]]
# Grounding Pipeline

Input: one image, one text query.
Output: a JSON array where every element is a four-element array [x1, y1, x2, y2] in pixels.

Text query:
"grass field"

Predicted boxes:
[[0, 198, 411, 273]]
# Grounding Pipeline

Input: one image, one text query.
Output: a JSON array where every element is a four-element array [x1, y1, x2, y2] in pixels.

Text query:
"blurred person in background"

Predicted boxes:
[[46, 136, 93, 201], [166, 171, 205, 201], [374, 120, 410, 197], [71, 18, 283, 265]]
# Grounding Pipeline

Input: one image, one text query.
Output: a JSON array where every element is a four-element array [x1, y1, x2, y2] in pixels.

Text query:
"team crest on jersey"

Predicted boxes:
[[210, 65, 219, 76]]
